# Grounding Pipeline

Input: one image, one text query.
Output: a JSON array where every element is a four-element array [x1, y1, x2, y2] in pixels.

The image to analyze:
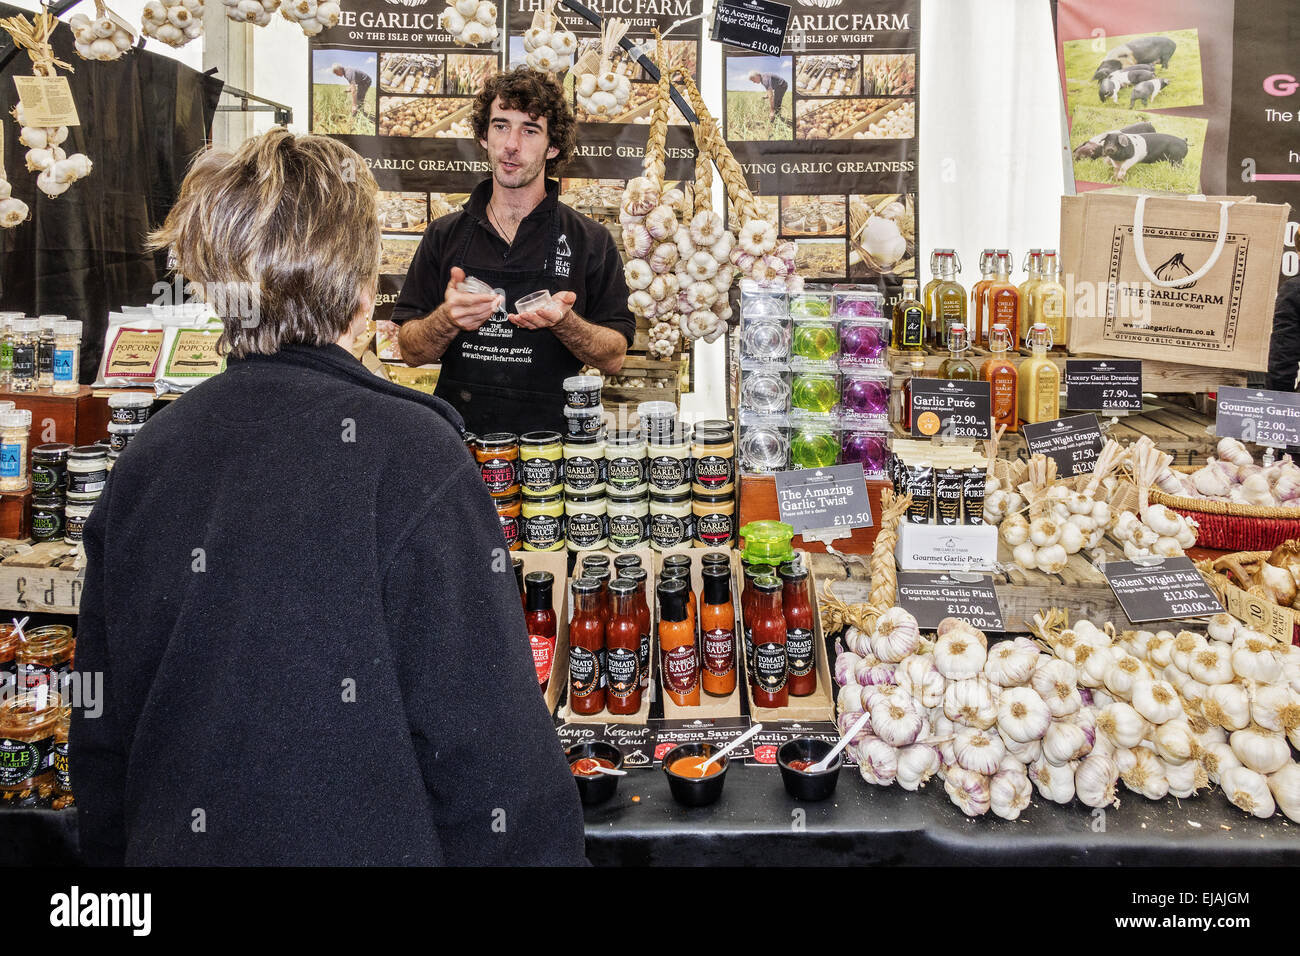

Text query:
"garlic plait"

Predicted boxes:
[[70, 6, 136, 59], [521, 0, 576, 74], [142, 0, 205, 45]]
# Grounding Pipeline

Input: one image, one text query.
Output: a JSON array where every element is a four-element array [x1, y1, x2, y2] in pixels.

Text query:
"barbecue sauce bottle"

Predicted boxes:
[[700, 565, 736, 696]]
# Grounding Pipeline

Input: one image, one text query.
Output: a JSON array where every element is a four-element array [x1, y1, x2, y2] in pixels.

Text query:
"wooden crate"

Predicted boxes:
[[0, 540, 82, 614], [4, 386, 115, 449], [602, 355, 683, 412]]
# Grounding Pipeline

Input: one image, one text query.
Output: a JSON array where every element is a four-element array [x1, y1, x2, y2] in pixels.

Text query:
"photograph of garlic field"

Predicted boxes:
[[311, 51, 378, 136], [725, 54, 793, 142]]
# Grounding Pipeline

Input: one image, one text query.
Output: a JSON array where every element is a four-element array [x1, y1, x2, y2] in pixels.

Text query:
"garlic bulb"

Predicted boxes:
[[990, 768, 1032, 820], [870, 607, 921, 663], [1251, 683, 1300, 734], [143, 0, 205, 45], [1042, 718, 1089, 765], [1030, 756, 1077, 804], [1164, 757, 1207, 798], [1131, 679, 1183, 725], [896, 744, 940, 791], [1074, 753, 1120, 808], [934, 630, 987, 681], [943, 767, 992, 817], [984, 639, 1039, 688], [895, 655, 944, 708], [1120, 746, 1168, 800], [1200, 741, 1240, 785], [1030, 658, 1082, 717], [1187, 643, 1234, 685], [0, 195, 29, 229], [856, 737, 900, 786], [870, 693, 926, 747], [944, 678, 999, 731], [954, 728, 1006, 775], [1151, 719, 1196, 765], [1267, 762, 1300, 823], [1220, 766, 1275, 818], [996, 686, 1051, 742], [1233, 639, 1283, 685], [1097, 702, 1149, 749], [1229, 727, 1290, 775]]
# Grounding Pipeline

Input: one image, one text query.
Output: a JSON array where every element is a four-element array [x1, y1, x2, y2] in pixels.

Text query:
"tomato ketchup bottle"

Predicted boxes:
[[779, 560, 816, 697], [700, 564, 736, 696], [605, 579, 643, 714], [568, 577, 606, 715], [657, 578, 700, 706], [524, 571, 556, 692], [751, 574, 788, 709], [618, 567, 653, 690], [741, 563, 763, 694]]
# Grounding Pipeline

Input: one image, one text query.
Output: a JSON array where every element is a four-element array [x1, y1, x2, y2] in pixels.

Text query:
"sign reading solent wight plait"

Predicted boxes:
[[308, 0, 703, 325]]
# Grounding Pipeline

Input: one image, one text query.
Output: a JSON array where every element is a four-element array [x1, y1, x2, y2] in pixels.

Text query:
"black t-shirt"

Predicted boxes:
[[392, 178, 634, 348]]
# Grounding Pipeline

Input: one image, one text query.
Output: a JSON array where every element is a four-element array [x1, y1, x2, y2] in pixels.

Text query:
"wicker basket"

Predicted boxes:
[[1152, 488, 1300, 551]]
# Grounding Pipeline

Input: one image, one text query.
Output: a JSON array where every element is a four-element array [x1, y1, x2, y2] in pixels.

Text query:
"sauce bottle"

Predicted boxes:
[[892, 278, 926, 353], [981, 323, 1019, 432], [605, 579, 643, 714], [901, 353, 927, 429], [779, 560, 816, 697], [524, 571, 556, 691], [751, 574, 788, 708], [586, 566, 612, 623], [618, 566, 653, 690], [513, 557, 526, 610], [700, 565, 736, 696], [921, 249, 945, 346], [1018, 249, 1042, 343], [613, 554, 642, 576], [741, 563, 763, 694], [934, 251, 967, 348], [1030, 249, 1067, 348], [660, 561, 696, 635], [938, 324, 976, 381], [657, 578, 700, 706], [969, 250, 995, 346], [987, 250, 1020, 348], [1018, 322, 1061, 424], [568, 577, 606, 715]]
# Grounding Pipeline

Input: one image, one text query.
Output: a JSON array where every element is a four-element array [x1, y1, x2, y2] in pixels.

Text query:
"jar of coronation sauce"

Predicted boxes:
[[691, 425, 735, 496], [607, 490, 649, 552], [522, 492, 565, 552], [605, 431, 647, 496], [519, 431, 563, 496]]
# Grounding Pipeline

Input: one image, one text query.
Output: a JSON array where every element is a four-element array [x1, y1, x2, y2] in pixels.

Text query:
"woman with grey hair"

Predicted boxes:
[[70, 129, 586, 867]]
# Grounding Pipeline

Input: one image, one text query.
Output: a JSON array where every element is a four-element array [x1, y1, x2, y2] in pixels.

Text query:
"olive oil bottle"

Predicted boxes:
[[1018, 323, 1060, 424], [892, 279, 926, 352], [938, 324, 976, 381], [921, 249, 945, 347], [933, 252, 967, 348]]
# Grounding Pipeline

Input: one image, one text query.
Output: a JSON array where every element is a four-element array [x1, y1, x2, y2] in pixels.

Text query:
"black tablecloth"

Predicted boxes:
[[7, 770, 1297, 866]]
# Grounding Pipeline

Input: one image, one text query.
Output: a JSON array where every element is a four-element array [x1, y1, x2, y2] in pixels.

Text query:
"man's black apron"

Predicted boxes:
[[433, 208, 582, 436]]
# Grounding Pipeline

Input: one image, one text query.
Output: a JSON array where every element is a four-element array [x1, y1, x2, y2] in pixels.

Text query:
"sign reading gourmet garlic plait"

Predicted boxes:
[[718, 0, 918, 295]]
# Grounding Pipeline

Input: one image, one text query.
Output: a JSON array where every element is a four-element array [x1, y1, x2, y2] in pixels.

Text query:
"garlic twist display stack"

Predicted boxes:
[[574, 17, 630, 118], [11, 104, 92, 200], [68, 6, 134, 61], [436, 0, 496, 47], [521, 0, 575, 75], [140, 0, 204, 47]]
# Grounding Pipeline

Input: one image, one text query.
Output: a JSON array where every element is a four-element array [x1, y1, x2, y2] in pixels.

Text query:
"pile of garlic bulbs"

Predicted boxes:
[[220, 0, 280, 27], [521, 0, 576, 75], [729, 218, 797, 289], [278, 0, 339, 36], [437, 0, 496, 47], [0, 168, 27, 229], [140, 0, 203, 47], [68, 9, 134, 61], [12, 104, 92, 199], [1114, 436, 1197, 560], [1158, 437, 1300, 509], [997, 451, 1119, 573], [574, 18, 630, 118]]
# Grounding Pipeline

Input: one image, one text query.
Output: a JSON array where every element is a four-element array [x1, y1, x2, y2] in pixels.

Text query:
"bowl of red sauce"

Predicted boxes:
[[778, 738, 841, 801], [661, 742, 728, 807], [566, 742, 625, 805]]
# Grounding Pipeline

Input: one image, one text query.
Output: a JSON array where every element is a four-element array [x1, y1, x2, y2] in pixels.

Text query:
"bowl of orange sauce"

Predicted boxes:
[[662, 742, 728, 807]]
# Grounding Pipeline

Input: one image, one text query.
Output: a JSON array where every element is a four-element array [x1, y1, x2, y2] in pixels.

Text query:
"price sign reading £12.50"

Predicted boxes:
[[1215, 386, 1300, 449], [774, 463, 873, 536], [909, 379, 992, 440]]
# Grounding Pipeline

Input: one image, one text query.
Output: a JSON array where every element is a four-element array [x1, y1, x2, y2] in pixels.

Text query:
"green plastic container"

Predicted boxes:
[[739, 520, 795, 568]]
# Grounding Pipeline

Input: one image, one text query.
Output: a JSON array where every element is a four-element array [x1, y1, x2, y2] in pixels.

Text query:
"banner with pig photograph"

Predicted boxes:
[[719, 0, 919, 294]]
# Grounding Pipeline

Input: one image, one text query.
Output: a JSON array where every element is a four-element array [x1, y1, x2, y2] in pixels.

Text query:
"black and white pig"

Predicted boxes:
[[1130, 77, 1172, 108], [1101, 130, 1189, 181], [1098, 67, 1156, 103], [1073, 121, 1156, 160], [1091, 36, 1177, 79]]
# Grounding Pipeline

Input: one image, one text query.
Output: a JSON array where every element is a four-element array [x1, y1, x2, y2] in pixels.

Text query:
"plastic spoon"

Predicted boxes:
[[808, 710, 870, 773], [591, 765, 628, 777], [699, 722, 764, 773]]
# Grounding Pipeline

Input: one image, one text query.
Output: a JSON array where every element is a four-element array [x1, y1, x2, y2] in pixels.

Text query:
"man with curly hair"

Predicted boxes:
[[395, 68, 633, 434]]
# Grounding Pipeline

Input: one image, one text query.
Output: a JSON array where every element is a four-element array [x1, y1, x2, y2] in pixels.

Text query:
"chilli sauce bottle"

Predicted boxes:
[[524, 571, 556, 691], [700, 565, 736, 696], [586, 567, 612, 623], [987, 250, 1020, 348], [751, 574, 788, 708], [618, 566, 653, 690], [969, 250, 995, 346], [779, 561, 816, 697], [605, 579, 643, 714], [981, 323, 1019, 432], [568, 577, 606, 715], [660, 563, 696, 636], [658, 578, 700, 706]]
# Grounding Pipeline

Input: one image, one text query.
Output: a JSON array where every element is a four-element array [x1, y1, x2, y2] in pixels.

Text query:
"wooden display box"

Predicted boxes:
[[741, 550, 835, 722], [652, 545, 743, 720], [738, 474, 890, 555], [0, 490, 30, 540], [0, 540, 82, 614], [557, 546, 655, 725], [2, 386, 112, 448], [517, 550, 570, 716]]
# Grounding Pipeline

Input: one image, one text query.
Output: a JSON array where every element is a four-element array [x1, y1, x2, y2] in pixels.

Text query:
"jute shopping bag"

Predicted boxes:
[[1062, 193, 1290, 371]]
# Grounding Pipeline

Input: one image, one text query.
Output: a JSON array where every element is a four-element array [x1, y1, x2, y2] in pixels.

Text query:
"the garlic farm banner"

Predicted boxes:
[[720, 0, 919, 293]]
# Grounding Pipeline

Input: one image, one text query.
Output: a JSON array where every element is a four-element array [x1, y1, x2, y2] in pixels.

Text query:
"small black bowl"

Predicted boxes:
[[662, 742, 729, 807], [777, 738, 841, 801], [566, 742, 625, 806]]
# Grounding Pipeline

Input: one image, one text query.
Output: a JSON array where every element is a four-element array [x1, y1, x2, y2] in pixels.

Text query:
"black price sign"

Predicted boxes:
[[1101, 556, 1226, 624], [774, 463, 873, 535], [1065, 359, 1143, 412], [1022, 413, 1106, 478], [653, 718, 755, 765], [710, 0, 791, 56], [555, 722, 657, 769], [896, 571, 1005, 633], [1216, 386, 1300, 449], [746, 721, 840, 766], [909, 379, 992, 440]]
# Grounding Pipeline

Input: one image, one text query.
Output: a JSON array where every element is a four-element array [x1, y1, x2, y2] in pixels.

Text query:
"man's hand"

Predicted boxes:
[[509, 290, 577, 331], [445, 266, 503, 332]]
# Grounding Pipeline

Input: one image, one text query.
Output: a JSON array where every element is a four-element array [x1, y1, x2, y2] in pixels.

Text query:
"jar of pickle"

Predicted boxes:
[[495, 492, 522, 551], [0, 694, 65, 801], [475, 433, 520, 497], [16, 625, 74, 696]]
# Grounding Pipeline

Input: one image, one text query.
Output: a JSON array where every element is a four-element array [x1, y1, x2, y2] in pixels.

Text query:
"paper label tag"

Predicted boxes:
[[13, 76, 80, 128]]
